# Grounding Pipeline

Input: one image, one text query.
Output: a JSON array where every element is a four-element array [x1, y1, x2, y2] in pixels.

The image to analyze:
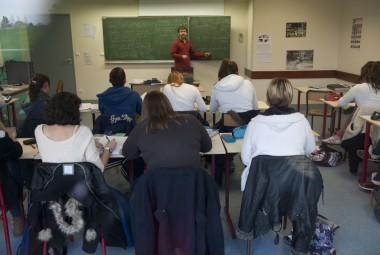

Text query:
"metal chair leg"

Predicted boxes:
[[246, 239, 251, 255]]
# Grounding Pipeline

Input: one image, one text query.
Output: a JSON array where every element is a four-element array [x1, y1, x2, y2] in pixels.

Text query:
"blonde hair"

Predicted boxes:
[[266, 77, 293, 107], [167, 71, 184, 87]]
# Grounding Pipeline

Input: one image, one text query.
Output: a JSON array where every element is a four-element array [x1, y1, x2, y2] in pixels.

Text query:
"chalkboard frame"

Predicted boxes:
[[102, 16, 230, 63]]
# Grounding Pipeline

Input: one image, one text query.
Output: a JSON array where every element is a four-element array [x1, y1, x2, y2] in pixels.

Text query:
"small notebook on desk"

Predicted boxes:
[[95, 135, 127, 155], [327, 84, 350, 92]]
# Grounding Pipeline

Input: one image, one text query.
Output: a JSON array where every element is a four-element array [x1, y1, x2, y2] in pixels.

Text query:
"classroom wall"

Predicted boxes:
[[248, 0, 380, 104], [41, 0, 380, 104], [248, 0, 343, 103], [53, 0, 250, 100], [336, 0, 380, 74]]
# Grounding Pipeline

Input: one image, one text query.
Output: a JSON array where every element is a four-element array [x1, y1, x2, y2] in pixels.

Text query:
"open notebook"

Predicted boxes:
[[95, 135, 127, 155]]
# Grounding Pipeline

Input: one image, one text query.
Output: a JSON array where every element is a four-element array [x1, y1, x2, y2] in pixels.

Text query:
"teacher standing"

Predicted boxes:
[[171, 25, 211, 67]]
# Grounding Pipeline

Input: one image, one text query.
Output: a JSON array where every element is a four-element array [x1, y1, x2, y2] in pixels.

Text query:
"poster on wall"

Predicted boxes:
[[286, 50, 314, 70], [285, 22, 307, 38], [350, 18, 363, 49], [256, 34, 272, 63]]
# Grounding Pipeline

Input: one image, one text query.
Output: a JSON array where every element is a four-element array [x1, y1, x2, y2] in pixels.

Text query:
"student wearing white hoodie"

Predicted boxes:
[[241, 77, 315, 191], [210, 59, 259, 129]]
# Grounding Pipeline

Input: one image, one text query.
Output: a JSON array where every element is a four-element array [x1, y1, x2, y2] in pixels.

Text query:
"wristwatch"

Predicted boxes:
[[104, 146, 113, 153]]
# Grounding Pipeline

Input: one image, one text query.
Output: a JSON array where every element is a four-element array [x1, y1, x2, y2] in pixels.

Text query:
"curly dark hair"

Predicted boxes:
[[358, 61, 380, 93], [45, 92, 81, 125]]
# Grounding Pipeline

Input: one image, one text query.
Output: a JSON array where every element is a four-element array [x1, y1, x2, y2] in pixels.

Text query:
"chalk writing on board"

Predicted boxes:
[[102, 16, 230, 61]]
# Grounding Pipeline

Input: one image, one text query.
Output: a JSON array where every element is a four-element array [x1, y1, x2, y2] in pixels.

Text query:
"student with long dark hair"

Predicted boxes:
[[18, 73, 51, 137], [122, 91, 211, 170]]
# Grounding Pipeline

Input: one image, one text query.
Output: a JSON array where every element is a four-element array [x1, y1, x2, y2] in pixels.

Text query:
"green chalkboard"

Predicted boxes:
[[102, 16, 230, 62]]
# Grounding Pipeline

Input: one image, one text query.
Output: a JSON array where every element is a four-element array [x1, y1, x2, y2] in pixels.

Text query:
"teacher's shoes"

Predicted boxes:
[[321, 134, 342, 145]]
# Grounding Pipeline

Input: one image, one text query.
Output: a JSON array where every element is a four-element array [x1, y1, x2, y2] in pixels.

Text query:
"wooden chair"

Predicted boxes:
[[56, 80, 64, 94], [306, 90, 336, 131], [0, 179, 26, 255]]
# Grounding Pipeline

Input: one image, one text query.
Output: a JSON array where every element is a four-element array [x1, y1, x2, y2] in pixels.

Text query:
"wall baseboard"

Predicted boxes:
[[244, 69, 359, 84]]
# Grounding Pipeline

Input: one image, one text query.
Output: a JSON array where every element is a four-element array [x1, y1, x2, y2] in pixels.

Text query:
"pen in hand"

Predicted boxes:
[[106, 136, 110, 143]]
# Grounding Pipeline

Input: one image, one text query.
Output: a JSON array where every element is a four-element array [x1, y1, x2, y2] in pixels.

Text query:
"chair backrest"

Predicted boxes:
[[130, 167, 224, 255], [305, 90, 332, 114], [238, 155, 323, 241], [171, 66, 194, 74], [177, 110, 209, 126], [93, 114, 136, 135], [56, 80, 64, 94]]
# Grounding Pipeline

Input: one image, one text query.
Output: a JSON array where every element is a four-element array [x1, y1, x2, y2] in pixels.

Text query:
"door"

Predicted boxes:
[[28, 14, 76, 94]]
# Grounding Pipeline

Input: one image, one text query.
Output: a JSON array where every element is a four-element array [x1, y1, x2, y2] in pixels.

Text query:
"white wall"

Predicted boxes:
[[53, 0, 249, 100], [247, 0, 380, 104], [248, 0, 343, 103], [337, 0, 380, 74]]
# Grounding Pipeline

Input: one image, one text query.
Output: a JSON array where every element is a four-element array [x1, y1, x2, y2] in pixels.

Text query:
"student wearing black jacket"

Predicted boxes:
[[0, 121, 24, 236]]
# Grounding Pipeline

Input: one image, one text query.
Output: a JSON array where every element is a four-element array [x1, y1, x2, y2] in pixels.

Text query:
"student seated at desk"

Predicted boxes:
[[96, 67, 142, 121], [241, 78, 316, 190], [35, 92, 117, 172], [210, 58, 259, 131], [163, 71, 207, 112], [18, 73, 51, 138], [322, 61, 380, 145], [240, 78, 316, 255], [163, 71, 209, 126], [122, 91, 211, 171], [321, 61, 380, 175], [0, 120, 24, 236]]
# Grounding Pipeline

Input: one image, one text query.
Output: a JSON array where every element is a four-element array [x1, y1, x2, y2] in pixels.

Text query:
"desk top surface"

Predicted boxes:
[[19, 133, 226, 160], [294, 86, 332, 93], [1, 84, 29, 96], [320, 98, 355, 108], [5, 98, 19, 105], [360, 115, 380, 127]]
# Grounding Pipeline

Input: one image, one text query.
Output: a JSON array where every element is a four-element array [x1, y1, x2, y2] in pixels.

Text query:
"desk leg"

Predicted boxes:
[[92, 112, 96, 127], [297, 91, 301, 112], [321, 104, 328, 139], [337, 108, 342, 131], [129, 159, 134, 187], [9, 103, 17, 127], [224, 154, 236, 239], [213, 113, 216, 126], [360, 122, 371, 183], [211, 155, 215, 177]]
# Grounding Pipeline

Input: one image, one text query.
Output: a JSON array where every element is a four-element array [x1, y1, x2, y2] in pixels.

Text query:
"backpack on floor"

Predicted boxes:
[[308, 144, 342, 167], [309, 215, 340, 255]]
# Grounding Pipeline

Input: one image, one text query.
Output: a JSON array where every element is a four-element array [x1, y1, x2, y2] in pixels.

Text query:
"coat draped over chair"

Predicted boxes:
[[237, 155, 323, 246], [130, 167, 225, 255]]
